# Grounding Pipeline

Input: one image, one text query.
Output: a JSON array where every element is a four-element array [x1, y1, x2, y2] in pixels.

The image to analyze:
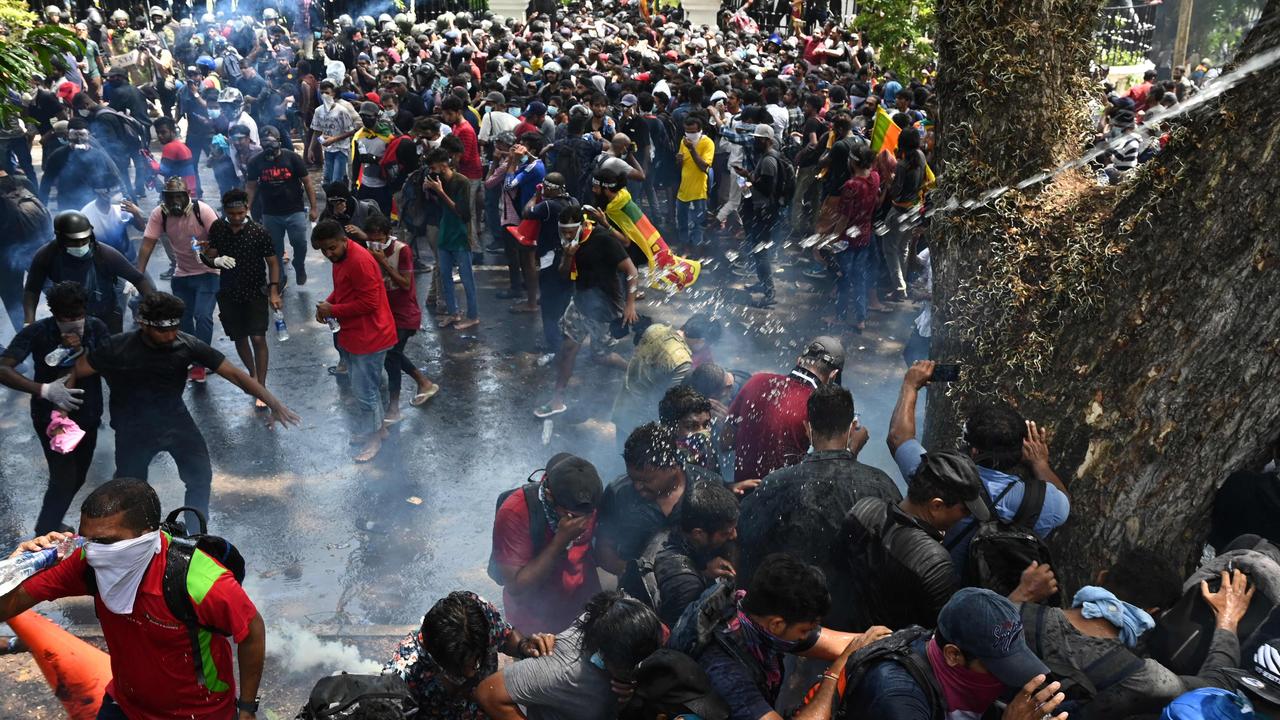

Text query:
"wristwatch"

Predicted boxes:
[[236, 698, 260, 714]]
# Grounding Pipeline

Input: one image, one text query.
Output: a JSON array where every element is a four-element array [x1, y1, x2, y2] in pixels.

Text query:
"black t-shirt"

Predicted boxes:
[[620, 114, 651, 152], [24, 241, 142, 319], [89, 330, 226, 431], [597, 466, 724, 563], [795, 117, 829, 167], [1, 316, 108, 429], [207, 218, 276, 302], [246, 149, 308, 216], [572, 225, 629, 321], [822, 135, 862, 197]]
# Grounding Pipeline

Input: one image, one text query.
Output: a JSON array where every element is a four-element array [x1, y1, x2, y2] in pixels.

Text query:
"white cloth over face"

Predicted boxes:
[[83, 531, 162, 615]]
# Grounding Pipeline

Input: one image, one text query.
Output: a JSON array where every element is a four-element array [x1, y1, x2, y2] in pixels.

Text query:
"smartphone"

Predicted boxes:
[[932, 363, 962, 382]]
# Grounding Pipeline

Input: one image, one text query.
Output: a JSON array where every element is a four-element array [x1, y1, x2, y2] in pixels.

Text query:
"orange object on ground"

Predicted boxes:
[[7, 611, 111, 720]]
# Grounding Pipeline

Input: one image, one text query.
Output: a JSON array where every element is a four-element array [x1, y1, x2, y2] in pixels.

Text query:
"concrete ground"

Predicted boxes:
[[0, 151, 924, 716]]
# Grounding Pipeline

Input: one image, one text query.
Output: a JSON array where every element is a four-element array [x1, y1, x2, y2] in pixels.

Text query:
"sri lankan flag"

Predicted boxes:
[[870, 105, 901, 155], [605, 189, 701, 291]]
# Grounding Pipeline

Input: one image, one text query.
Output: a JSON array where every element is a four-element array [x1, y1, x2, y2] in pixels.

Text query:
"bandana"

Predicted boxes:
[[1073, 586, 1155, 649], [536, 481, 560, 535], [139, 316, 182, 328], [83, 531, 163, 614], [925, 637, 1007, 718], [728, 597, 801, 702]]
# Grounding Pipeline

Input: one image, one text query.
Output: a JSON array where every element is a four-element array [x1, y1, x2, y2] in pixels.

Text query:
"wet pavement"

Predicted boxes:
[[0, 163, 924, 712]]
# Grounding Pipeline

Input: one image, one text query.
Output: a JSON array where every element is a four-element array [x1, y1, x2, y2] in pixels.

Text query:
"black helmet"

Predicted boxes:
[[54, 211, 95, 243]]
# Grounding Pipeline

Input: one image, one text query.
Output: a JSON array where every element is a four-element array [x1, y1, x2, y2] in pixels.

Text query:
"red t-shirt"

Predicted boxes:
[[451, 120, 483, 180], [727, 371, 817, 482], [381, 242, 421, 330], [22, 535, 258, 720], [513, 120, 540, 138], [326, 239, 398, 355], [492, 490, 601, 635]]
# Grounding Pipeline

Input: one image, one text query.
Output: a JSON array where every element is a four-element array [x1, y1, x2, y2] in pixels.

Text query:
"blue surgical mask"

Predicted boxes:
[[65, 244, 91, 258], [208, 107, 221, 118], [588, 652, 606, 672]]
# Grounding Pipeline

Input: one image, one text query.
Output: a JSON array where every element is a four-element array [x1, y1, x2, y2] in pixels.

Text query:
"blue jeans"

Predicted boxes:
[[836, 243, 876, 324], [347, 349, 388, 436], [263, 211, 310, 276], [437, 246, 477, 319], [323, 151, 350, 185], [539, 267, 573, 353], [170, 273, 219, 345], [677, 198, 707, 248]]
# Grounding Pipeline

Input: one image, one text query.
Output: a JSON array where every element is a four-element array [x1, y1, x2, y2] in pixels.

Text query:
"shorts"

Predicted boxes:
[[558, 297, 616, 352], [218, 295, 269, 340]]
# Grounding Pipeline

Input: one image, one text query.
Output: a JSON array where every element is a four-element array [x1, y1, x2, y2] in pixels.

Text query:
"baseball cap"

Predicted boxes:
[[545, 456, 603, 512], [710, 90, 728, 103], [1223, 640, 1280, 708], [936, 588, 1050, 688], [752, 124, 775, 141], [914, 450, 989, 522], [620, 93, 638, 107], [526, 100, 547, 116], [802, 335, 844, 370], [485, 91, 506, 104], [390, 74, 408, 86]]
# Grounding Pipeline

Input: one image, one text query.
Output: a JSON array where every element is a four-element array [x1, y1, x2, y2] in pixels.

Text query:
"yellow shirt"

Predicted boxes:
[[676, 135, 715, 202]]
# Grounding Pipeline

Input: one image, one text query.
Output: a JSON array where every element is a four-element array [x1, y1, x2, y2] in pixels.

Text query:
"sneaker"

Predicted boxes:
[[295, 266, 307, 285], [802, 266, 830, 280], [188, 366, 207, 383]]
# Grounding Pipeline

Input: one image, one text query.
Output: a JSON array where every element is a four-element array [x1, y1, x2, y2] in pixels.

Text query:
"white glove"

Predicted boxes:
[[40, 376, 84, 411], [212, 256, 237, 269], [122, 282, 139, 298]]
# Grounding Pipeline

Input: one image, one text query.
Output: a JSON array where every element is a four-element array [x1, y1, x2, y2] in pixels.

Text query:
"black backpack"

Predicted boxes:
[[85, 507, 246, 687], [485, 470, 550, 585], [294, 673, 417, 719], [1019, 603, 1145, 713], [763, 151, 797, 202], [837, 626, 944, 720], [1, 181, 53, 242], [956, 477, 1059, 604]]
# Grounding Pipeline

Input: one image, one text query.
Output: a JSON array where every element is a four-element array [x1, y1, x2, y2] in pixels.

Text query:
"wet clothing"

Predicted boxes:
[[612, 323, 693, 446], [502, 623, 615, 720], [324, 239, 397, 356], [89, 330, 225, 432], [727, 368, 823, 483], [206, 218, 275, 303], [22, 533, 258, 720], [245, 149, 309, 215], [697, 601, 820, 720], [621, 527, 714, 627], [383, 592, 513, 718], [597, 464, 723, 565], [24, 241, 151, 331]]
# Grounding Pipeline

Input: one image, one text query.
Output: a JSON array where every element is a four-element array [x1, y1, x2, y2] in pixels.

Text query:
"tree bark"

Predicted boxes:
[[926, 0, 1280, 589]]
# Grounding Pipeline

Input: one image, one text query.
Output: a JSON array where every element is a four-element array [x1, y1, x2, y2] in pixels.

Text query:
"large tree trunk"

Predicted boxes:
[[925, 0, 1280, 589]]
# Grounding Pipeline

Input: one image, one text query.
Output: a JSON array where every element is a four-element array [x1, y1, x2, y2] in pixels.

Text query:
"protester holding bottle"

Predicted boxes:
[[202, 189, 282, 409], [0, 281, 108, 535]]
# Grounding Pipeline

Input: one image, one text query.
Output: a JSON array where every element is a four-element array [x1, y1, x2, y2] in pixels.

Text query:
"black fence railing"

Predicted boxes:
[[1095, 1, 1159, 67]]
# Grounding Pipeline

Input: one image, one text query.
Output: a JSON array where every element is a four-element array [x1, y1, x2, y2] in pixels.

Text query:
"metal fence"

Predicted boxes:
[[1095, 1, 1159, 67]]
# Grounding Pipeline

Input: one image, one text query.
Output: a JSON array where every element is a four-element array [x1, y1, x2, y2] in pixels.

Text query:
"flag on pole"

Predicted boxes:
[[870, 106, 901, 155], [605, 189, 701, 290]]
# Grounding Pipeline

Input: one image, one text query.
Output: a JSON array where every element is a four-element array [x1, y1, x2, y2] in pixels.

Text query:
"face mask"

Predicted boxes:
[[753, 139, 769, 153], [65, 244, 91, 258], [56, 318, 86, 336], [368, 239, 388, 251], [678, 429, 715, 469], [69, 130, 90, 144], [361, 116, 377, 129], [685, 131, 701, 144], [77, 108, 91, 118], [322, 94, 335, 108], [208, 107, 221, 118], [83, 531, 162, 615], [262, 138, 281, 155]]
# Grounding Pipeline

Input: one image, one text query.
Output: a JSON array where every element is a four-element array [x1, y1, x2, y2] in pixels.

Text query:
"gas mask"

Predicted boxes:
[[162, 191, 192, 216], [262, 137, 282, 156], [68, 129, 90, 148]]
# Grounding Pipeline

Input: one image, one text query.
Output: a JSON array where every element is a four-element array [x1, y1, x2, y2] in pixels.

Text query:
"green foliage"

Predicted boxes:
[[854, 0, 936, 78], [0, 0, 83, 124]]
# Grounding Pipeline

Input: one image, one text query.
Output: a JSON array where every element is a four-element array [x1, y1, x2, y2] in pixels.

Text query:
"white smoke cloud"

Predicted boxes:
[[266, 621, 383, 675]]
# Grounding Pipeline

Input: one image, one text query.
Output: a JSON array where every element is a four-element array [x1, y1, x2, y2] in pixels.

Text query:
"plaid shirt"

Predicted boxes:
[[719, 118, 760, 168]]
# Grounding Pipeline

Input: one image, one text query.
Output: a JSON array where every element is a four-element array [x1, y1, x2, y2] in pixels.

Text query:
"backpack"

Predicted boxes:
[[667, 579, 766, 687], [1019, 603, 1144, 713], [162, 200, 208, 236], [957, 476, 1059, 604], [485, 470, 550, 585], [2, 182, 53, 243], [84, 506, 246, 687], [294, 673, 417, 719], [836, 626, 944, 720], [1147, 543, 1280, 675], [764, 151, 797, 202]]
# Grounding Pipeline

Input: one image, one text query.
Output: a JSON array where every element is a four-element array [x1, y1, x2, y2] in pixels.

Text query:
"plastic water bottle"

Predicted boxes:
[[273, 309, 289, 342], [190, 235, 201, 252], [0, 536, 85, 596], [44, 346, 74, 367], [326, 317, 341, 333]]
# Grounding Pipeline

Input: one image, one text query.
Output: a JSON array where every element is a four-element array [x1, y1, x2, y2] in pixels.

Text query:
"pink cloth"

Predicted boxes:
[[46, 411, 86, 454], [925, 636, 1007, 715]]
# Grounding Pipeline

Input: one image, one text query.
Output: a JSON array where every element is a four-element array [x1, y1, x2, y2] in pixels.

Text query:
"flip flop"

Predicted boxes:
[[454, 318, 479, 330], [410, 385, 440, 406], [254, 398, 268, 410], [327, 366, 348, 376], [533, 403, 567, 419]]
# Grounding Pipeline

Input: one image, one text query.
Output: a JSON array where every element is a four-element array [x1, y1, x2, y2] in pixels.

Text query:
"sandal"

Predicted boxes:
[[437, 315, 456, 329], [533, 402, 567, 419], [327, 365, 348, 376], [454, 317, 479, 330], [410, 384, 440, 406]]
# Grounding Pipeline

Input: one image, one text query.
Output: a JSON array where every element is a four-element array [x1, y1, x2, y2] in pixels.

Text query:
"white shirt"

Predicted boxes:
[[478, 109, 519, 143], [229, 111, 259, 144], [80, 199, 132, 252], [767, 104, 789, 141], [311, 101, 359, 154]]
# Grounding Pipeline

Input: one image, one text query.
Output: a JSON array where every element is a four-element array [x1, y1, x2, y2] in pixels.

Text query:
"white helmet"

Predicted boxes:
[[262, 8, 278, 20], [149, 5, 168, 19], [111, 9, 129, 22], [44, 5, 61, 19], [217, 86, 243, 113], [337, 13, 352, 28], [200, 12, 216, 25]]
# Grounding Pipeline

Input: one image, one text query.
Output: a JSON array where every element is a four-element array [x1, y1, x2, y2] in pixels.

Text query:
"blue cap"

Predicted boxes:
[[1162, 689, 1254, 720], [526, 100, 547, 116], [936, 588, 1048, 688]]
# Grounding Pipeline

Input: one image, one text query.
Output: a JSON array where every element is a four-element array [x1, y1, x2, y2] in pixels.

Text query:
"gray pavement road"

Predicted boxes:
[[0, 160, 924, 713]]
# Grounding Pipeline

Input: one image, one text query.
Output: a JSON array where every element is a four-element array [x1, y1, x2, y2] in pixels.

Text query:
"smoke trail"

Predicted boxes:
[[266, 620, 384, 675]]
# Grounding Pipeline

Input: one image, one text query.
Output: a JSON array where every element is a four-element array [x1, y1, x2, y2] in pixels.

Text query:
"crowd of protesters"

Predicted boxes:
[[0, 1, 1270, 720]]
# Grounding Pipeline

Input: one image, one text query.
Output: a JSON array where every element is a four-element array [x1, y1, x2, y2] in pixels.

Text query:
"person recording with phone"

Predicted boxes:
[[887, 360, 1072, 568]]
